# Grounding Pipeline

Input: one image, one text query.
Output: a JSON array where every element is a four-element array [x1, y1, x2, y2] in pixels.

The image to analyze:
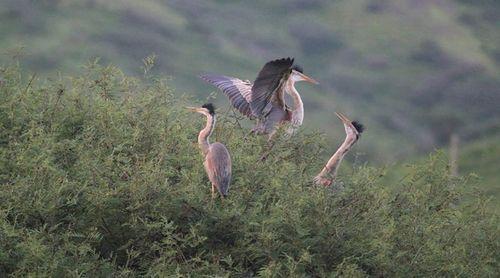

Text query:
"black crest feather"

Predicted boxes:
[[352, 121, 365, 134], [202, 103, 215, 115], [292, 64, 304, 73]]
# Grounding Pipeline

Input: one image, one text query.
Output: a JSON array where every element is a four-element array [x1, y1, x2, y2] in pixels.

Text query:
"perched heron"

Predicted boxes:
[[200, 57, 318, 138], [314, 112, 364, 186], [187, 103, 232, 198]]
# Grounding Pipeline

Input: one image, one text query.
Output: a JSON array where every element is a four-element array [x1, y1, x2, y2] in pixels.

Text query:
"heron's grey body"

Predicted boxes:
[[199, 73, 292, 135], [204, 142, 231, 197], [200, 58, 317, 138], [252, 106, 292, 134], [188, 103, 232, 198]]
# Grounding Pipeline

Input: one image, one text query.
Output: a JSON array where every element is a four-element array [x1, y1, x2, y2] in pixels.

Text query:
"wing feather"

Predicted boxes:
[[200, 74, 254, 118], [250, 57, 294, 117]]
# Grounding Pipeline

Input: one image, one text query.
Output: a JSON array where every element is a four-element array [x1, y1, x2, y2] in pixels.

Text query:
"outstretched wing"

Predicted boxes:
[[205, 142, 232, 197], [200, 74, 254, 118], [250, 57, 294, 117]]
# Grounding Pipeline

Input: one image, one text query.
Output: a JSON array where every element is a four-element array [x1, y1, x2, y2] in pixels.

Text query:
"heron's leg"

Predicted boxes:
[[250, 120, 266, 136], [259, 140, 276, 162], [267, 127, 279, 142], [211, 184, 216, 199], [244, 129, 255, 142], [285, 125, 296, 138], [259, 127, 279, 161]]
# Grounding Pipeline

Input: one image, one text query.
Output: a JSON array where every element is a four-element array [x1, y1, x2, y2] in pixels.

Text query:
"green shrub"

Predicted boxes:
[[0, 62, 498, 276]]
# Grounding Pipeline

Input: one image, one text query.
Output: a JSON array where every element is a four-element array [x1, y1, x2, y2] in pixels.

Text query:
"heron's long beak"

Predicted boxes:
[[185, 106, 199, 112], [335, 112, 351, 124], [298, 72, 319, 84]]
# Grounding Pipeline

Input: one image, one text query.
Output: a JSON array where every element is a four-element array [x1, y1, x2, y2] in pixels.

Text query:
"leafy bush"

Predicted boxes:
[[0, 62, 498, 276]]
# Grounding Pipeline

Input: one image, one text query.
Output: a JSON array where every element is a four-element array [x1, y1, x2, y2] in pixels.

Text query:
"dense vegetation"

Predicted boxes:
[[0, 62, 498, 276]]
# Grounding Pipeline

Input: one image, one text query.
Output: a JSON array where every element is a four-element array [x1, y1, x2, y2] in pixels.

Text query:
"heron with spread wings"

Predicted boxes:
[[314, 112, 364, 186], [187, 103, 232, 199], [200, 58, 318, 138]]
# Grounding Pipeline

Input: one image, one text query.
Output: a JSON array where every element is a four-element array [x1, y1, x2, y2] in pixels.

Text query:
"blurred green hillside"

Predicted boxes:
[[1, 0, 499, 186]]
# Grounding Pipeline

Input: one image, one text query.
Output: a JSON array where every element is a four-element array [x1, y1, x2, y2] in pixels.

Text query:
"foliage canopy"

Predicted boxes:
[[0, 62, 498, 276]]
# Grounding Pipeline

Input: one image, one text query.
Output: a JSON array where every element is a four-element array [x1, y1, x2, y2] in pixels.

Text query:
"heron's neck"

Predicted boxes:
[[199, 114, 215, 155], [316, 137, 356, 183], [287, 82, 304, 124]]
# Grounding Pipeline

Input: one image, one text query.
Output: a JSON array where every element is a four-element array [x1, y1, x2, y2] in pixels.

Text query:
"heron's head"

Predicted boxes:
[[290, 65, 319, 84], [186, 103, 216, 117], [335, 112, 364, 140]]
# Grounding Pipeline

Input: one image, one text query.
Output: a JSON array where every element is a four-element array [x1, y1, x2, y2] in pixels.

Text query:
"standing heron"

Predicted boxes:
[[314, 112, 364, 186], [187, 103, 232, 198], [200, 57, 318, 138]]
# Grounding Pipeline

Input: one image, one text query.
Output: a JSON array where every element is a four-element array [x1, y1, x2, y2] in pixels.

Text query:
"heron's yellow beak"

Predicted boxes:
[[185, 106, 199, 112], [335, 112, 351, 124], [298, 72, 319, 84]]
